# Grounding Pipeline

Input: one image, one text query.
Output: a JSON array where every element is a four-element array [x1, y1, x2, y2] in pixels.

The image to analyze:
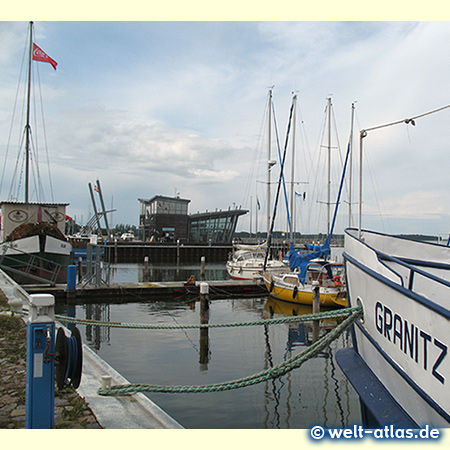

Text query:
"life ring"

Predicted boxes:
[[333, 275, 343, 287]]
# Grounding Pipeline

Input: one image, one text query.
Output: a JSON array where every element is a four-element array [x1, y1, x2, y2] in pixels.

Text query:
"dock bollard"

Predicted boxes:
[[199, 282, 210, 368], [200, 282, 209, 323], [25, 294, 55, 429], [101, 375, 112, 390], [67, 264, 77, 299], [200, 256, 206, 281]]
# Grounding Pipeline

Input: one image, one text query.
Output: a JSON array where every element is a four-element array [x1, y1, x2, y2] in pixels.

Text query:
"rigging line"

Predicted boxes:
[[272, 100, 292, 235], [242, 95, 270, 209], [8, 128, 27, 201], [264, 100, 294, 270], [309, 105, 329, 234], [30, 81, 43, 202], [30, 67, 45, 202], [36, 62, 54, 202], [0, 27, 29, 199], [30, 133, 44, 202], [325, 140, 351, 245]]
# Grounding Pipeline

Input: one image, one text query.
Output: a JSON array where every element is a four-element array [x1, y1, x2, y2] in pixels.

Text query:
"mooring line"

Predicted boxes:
[[96, 306, 363, 395], [54, 305, 362, 330]]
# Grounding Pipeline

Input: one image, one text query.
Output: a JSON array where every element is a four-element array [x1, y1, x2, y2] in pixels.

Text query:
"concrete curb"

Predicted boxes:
[[77, 342, 183, 429]]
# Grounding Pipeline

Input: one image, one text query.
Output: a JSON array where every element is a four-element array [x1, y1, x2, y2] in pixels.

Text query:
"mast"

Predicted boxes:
[[348, 102, 355, 228], [267, 88, 273, 238], [289, 94, 297, 241], [25, 21, 33, 203], [327, 97, 332, 234]]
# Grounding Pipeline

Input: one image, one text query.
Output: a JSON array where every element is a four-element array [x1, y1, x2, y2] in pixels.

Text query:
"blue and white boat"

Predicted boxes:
[[336, 103, 450, 428], [338, 228, 450, 427]]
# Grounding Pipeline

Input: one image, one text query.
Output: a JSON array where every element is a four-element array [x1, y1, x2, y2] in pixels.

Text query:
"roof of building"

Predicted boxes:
[[0, 201, 69, 207], [138, 195, 191, 204], [189, 209, 248, 220]]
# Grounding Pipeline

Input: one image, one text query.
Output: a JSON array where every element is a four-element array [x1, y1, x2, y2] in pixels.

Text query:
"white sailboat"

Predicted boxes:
[[263, 98, 349, 307], [0, 22, 72, 285], [227, 88, 285, 280]]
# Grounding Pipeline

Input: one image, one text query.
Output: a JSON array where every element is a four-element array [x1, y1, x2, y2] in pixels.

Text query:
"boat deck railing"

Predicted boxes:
[[0, 244, 62, 286]]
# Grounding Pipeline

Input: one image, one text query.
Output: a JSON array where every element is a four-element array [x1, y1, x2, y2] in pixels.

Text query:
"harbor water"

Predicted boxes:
[[63, 262, 362, 429]]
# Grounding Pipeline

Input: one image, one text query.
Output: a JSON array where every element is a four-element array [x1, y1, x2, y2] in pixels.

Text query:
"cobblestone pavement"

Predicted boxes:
[[0, 292, 102, 429]]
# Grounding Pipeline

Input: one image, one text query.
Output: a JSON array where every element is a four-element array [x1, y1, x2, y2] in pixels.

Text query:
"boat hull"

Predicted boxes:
[[0, 234, 72, 284], [226, 249, 286, 280], [263, 272, 347, 308], [343, 228, 450, 427]]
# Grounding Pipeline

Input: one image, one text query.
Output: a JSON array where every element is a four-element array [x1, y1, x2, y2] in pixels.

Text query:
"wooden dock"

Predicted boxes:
[[24, 279, 268, 304]]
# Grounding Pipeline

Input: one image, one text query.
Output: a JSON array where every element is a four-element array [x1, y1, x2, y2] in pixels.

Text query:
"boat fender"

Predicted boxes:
[[293, 286, 298, 299], [269, 281, 274, 293], [333, 275, 343, 287]]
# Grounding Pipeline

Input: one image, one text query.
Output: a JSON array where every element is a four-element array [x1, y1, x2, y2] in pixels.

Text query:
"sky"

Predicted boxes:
[[1, 14, 450, 237]]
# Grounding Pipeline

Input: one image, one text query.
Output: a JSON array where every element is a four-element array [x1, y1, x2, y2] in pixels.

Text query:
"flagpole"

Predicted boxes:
[[25, 21, 33, 203]]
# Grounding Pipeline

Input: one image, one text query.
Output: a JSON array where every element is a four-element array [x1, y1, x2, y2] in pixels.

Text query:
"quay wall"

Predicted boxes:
[[100, 239, 344, 265], [103, 242, 233, 264]]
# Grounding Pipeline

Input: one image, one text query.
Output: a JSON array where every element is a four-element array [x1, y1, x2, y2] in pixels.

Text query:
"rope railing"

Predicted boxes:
[[96, 306, 363, 395]]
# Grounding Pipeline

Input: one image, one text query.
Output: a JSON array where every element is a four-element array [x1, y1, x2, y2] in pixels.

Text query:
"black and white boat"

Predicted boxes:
[[0, 22, 71, 285]]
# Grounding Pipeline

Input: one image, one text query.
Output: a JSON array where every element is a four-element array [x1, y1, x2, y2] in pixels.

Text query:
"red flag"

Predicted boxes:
[[32, 43, 58, 70]]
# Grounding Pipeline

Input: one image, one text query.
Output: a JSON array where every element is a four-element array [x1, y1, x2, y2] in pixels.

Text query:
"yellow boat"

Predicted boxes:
[[263, 265, 347, 308]]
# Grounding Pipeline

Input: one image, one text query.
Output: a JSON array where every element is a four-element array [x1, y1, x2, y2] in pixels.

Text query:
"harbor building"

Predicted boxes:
[[138, 195, 247, 244], [139, 195, 191, 242], [189, 209, 247, 244]]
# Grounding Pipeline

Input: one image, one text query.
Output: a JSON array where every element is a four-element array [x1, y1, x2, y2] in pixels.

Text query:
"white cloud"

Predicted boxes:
[[3, 21, 450, 235]]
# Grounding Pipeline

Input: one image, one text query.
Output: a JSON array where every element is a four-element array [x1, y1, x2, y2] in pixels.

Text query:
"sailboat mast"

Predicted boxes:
[[25, 21, 33, 204], [290, 94, 297, 242], [267, 88, 272, 238], [327, 97, 332, 235]]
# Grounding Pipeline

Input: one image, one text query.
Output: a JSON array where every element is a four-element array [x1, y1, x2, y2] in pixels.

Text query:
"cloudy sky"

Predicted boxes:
[[1, 17, 450, 237]]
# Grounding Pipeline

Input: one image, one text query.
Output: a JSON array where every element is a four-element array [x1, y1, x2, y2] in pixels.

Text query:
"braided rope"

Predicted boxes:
[[97, 306, 362, 395], [55, 305, 361, 330]]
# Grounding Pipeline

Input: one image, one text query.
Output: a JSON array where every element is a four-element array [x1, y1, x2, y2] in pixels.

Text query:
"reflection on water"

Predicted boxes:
[[103, 262, 229, 284], [65, 262, 359, 428], [67, 293, 360, 428]]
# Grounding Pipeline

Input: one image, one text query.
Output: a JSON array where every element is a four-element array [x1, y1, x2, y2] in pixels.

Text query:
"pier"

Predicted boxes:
[[24, 279, 267, 303]]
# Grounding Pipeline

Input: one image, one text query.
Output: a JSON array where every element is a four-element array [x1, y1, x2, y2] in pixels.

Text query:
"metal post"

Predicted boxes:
[[25, 294, 55, 429]]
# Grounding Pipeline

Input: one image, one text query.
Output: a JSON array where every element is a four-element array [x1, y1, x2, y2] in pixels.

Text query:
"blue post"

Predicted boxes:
[[25, 294, 55, 429], [66, 264, 77, 330], [67, 264, 77, 292]]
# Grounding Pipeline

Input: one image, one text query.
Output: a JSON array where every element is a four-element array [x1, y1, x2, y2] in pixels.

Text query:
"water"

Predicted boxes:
[[103, 262, 230, 284], [65, 262, 362, 429]]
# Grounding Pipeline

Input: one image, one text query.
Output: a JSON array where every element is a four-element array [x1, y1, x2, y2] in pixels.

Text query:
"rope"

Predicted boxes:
[[55, 305, 361, 330], [97, 306, 362, 395]]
